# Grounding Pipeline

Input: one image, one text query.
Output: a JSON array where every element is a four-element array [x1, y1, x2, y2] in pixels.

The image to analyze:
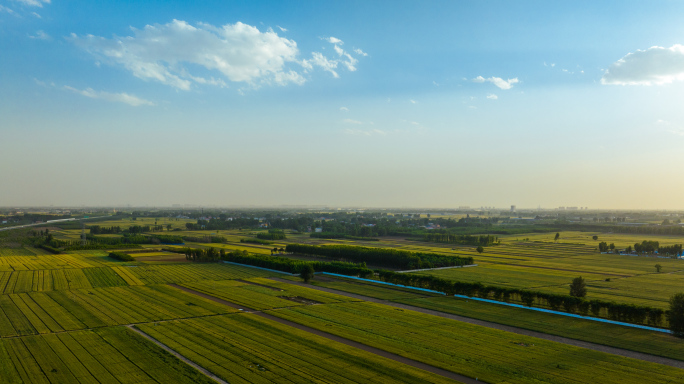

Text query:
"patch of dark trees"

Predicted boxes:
[[421, 233, 498, 246], [309, 232, 379, 241], [285, 244, 473, 270]]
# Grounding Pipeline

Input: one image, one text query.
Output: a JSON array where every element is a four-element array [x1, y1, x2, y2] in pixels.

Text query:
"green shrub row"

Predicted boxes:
[[108, 252, 135, 261], [240, 238, 273, 245]]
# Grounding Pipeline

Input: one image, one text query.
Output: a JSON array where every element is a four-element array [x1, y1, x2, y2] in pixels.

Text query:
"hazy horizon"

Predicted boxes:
[[3, 1, 684, 209]]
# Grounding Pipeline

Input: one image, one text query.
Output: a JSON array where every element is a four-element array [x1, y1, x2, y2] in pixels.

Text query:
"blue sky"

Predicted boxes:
[[2, 1, 684, 209]]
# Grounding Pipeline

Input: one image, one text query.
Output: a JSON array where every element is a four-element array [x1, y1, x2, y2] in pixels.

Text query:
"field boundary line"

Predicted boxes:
[[320, 272, 670, 333], [221, 261, 295, 275], [126, 325, 229, 384], [396, 264, 479, 273], [271, 276, 684, 369]]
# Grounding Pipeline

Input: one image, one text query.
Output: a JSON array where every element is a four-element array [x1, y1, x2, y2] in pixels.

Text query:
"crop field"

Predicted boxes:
[[3, 221, 684, 383], [136, 314, 454, 384], [500, 231, 684, 248], [0, 327, 215, 384], [309, 273, 684, 362], [0, 253, 105, 271], [182, 277, 358, 310], [121, 263, 278, 285], [270, 301, 684, 384], [0, 285, 237, 337]]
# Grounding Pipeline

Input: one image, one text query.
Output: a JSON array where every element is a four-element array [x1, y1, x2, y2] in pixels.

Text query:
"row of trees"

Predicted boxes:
[[177, 247, 372, 276], [422, 233, 498, 246], [256, 230, 287, 240], [89, 226, 122, 234], [309, 232, 380, 241], [108, 252, 134, 261], [596, 240, 682, 257], [285, 244, 473, 270], [374, 270, 668, 328]]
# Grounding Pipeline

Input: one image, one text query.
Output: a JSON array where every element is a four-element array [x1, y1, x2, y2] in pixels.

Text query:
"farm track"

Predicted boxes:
[[494, 262, 632, 277], [127, 325, 229, 384], [173, 284, 479, 384], [270, 277, 684, 370]]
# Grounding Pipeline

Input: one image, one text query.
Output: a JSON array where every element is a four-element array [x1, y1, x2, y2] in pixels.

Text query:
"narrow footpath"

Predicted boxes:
[[171, 284, 481, 384], [269, 277, 684, 370], [126, 325, 229, 384]]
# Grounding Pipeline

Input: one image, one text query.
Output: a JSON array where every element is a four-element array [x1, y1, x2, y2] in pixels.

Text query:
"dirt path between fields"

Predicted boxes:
[[174, 284, 479, 384], [126, 325, 229, 384], [270, 277, 684, 370]]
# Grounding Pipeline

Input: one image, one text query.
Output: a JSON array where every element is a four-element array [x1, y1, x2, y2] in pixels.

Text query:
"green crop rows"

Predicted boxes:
[[136, 314, 454, 384], [0, 285, 236, 337], [182, 277, 357, 310], [270, 301, 684, 384], [0, 327, 215, 384]]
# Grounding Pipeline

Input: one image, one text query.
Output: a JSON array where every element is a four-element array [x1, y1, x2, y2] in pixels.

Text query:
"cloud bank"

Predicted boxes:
[[63, 86, 155, 106], [70, 20, 365, 91], [473, 76, 519, 90], [602, 44, 684, 86]]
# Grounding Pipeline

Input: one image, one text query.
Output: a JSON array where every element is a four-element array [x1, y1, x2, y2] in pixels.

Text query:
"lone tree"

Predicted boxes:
[[569, 276, 587, 298], [300, 264, 315, 283], [655, 264, 662, 273], [668, 293, 684, 338], [554, 233, 560, 241], [476, 246, 484, 253], [592, 235, 599, 241]]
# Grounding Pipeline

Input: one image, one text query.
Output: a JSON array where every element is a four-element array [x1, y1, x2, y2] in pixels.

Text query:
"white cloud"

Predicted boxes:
[[655, 119, 684, 136], [343, 118, 363, 125], [472, 76, 519, 90], [71, 20, 365, 88], [0, 5, 16, 14], [14, 0, 50, 7], [344, 128, 386, 136], [410, 99, 417, 104], [325, 38, 360, 72], [70, 20, 309, 90], [31, 11, 40, 17], [28, 30, 50, 40], [353, 48, 368, 57], [339, 107, 349, 112], [306, 52, 339, 78], [486, 94, 498, 100], [602, 44, 684, 86], [277, 25, 287, 32], [63, 86, 155, 106]]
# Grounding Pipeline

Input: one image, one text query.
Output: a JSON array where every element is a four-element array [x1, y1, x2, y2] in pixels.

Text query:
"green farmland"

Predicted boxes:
[[2, 220, 684, 383]]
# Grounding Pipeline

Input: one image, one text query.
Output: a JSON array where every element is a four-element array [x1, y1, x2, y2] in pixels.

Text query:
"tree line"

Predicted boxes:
[[174, 247, 371, 276], [374, 270, 667, 328], [309, 232, 380, 241], [421, 233, 498, 246], [89, 226, 122, 234], [256, 230, 287, 240], [285, 244, 473, 269], [108, 252, 134, 261]]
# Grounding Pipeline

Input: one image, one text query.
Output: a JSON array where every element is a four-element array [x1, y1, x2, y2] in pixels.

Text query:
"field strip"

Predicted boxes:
[[270, 277, 684, 370], [127, 325, 229, 384], [396, 264, 479, 273], [496, 263, 632, 277], [173, 284, 480, 384]]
